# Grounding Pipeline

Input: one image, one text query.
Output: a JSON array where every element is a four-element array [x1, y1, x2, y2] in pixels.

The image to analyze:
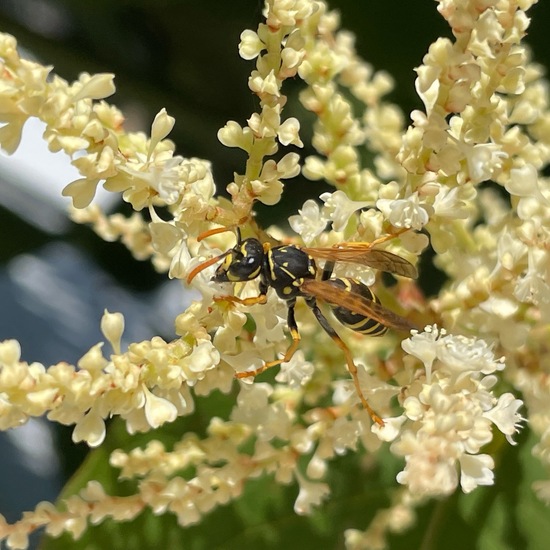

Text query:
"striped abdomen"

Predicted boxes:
[[329, 278, 388, 336]]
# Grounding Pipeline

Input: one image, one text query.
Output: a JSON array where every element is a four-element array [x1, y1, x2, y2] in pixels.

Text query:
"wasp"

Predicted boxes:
[[186, 226, 418, 425]]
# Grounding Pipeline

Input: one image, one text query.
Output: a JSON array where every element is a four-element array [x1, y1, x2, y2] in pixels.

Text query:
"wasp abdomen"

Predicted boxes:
[[329, 278, 388, 336]]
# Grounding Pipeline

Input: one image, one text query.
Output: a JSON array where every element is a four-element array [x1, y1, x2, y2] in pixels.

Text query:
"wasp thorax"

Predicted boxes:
[[212, 238, 264, 283]]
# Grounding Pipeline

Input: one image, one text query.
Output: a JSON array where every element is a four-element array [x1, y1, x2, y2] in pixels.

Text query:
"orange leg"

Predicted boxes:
[[235, 326, 301, 379], [368, 227, 409, 248], [235, 305, 300, 379], [214, 294, 267, 307], [336, 227, 409, 250], [331, 335, 384, 426], [307, 297, 384, 426]]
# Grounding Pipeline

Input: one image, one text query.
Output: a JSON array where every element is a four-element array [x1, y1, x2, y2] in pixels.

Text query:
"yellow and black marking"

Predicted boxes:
[[328, 278, 388, 336], [214, 237, 264, 283], [187, 226, 418, 426]]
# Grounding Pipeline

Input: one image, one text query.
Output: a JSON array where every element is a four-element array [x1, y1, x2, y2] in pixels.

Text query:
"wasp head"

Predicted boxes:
[[212, 238, 264, 283]]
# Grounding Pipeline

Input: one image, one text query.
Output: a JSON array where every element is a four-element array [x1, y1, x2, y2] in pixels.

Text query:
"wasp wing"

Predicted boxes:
[[301, 279, 417, 332], [303, 246, 418, 279]]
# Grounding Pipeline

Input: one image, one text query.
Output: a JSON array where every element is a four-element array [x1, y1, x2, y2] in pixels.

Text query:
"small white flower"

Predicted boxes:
[[497, 231, 528, 271], [169, 240, 191, 280], [372, 415, 406, 442], [278, 117, 303, 147], [432, 185, 470, 219], [147, 155, 185, 204], [306, 453, 327, 480], [435, 334, 503, 382], [143, 386, 178, 429], [179, 341, 220, 381], [483, 393, 524, 445], [72, 73, 116, 102], [77, 343, 107, 372], [100, 310, 125, 354], [327, 416, 361, 454], [249, 69, 280, 97], [149, 221, 183, 256], [250, 177, 283, 206], [0, 340, 22, 364], [62, 177, 100, 209], [464, 143, 507, 184], [289, 199, 328, 245], [478, 296, 519, 319], [231, 382, 273, 428], [402, 396, 425, 421], [238, 29, 264, 60], [148, 108, 175, 159], [320, 190, 373, 232], [401, 326, 442, 382], [276, 152, 301, 179], [294, 472, 330, 515], [459, 454, 494, 493], [302, 156, 326, 180], [376, 194, 431, 230], [217, 120, 253, 151], [275, 351, 314, 388], [223, 351, 265, 380], [72, 408, 106, 447], [506, 164, 550, 207]]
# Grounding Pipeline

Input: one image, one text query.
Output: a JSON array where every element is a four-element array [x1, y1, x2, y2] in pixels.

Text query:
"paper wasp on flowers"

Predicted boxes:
[[187, 224, 418, 426]]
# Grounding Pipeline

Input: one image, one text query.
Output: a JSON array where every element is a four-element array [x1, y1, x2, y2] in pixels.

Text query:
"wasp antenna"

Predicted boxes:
[[197, 225, 233, 242], [196, 217, 249, 242], [186, 251, 229, 285], [235, 226, 243, 244]]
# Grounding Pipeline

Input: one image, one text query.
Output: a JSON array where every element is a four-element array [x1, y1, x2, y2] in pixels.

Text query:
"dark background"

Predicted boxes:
[[1, 0, 549, 269], [0, 0, 549, 543]]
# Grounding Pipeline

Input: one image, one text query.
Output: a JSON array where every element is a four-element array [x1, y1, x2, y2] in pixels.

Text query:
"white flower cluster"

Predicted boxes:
[[0, 311, 224, 448], [0, 0, 548, 547], [390, 326, 523, 496]]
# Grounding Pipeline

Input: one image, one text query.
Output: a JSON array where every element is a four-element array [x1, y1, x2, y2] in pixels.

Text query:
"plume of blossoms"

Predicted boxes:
[[424, 0, 550, 509], [0, 0, 546, 547], [391, 326, 523, 496], [0, 312, 227, 446], [312, 0, 550, 544]]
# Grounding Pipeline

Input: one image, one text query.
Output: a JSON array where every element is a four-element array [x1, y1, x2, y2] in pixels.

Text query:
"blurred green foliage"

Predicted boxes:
[[39, 397, 550, 550]]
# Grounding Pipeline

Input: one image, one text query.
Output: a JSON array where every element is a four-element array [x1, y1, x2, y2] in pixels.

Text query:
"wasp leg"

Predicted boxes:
[[214, 294, 267, 307], [235, 304, 301, 379], [359, 227, 409, 249], [333, 227, 410, 252], [321, 260, 335, 281], [306, 297, 384, 426], [215, 280, 268, 307]]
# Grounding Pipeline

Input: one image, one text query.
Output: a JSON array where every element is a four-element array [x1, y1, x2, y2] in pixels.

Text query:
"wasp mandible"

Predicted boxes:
[[187, 226, 418, 425]]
